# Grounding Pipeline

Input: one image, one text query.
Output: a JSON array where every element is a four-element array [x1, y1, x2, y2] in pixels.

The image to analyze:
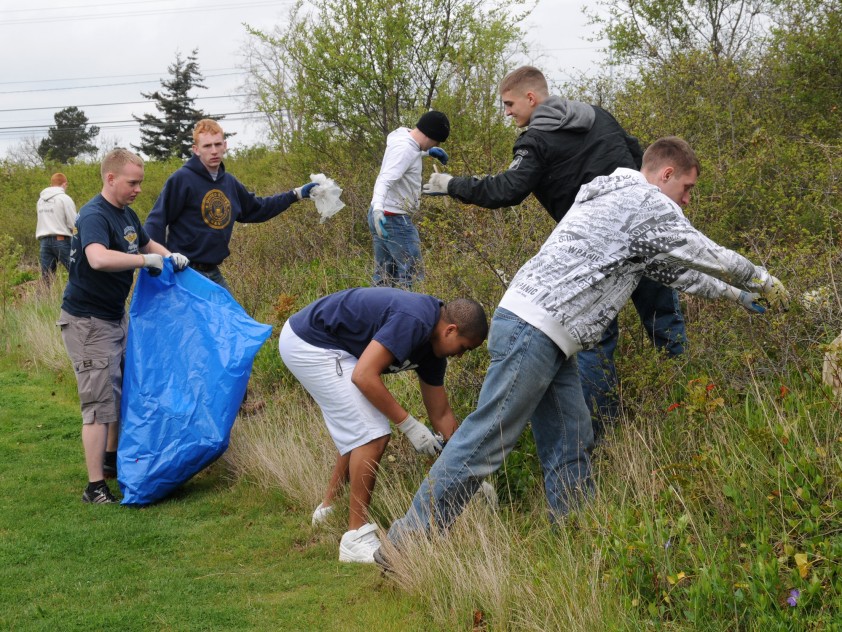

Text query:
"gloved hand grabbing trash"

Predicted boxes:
[[761, 275, 790, 311], [422, 172, 452, 196], [396, 414, 442, 456], [141, 254, 164, 277], [426, 147, 449, 166], [372, 208, 389, 239], [724, 285, 766, 314], [295, 182, 319, 200], [170, 252, 190, 272]]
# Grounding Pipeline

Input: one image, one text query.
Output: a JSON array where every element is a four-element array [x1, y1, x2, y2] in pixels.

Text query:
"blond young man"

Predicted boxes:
[[59, 149, 189, 503]]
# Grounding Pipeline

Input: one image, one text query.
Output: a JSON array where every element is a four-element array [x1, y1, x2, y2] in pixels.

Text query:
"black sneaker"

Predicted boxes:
[[373, 546, 393, 573], [82, 484, 117, 504], [103, 464, 117, 480]]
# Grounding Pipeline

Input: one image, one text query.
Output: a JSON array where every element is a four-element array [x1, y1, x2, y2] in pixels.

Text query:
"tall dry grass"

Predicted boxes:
[[4, 275, 70, 371], [225, 388, 335, 513]]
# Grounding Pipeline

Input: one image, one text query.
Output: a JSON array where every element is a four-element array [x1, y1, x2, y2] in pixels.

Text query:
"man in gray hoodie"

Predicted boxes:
[[423, 66, 686, 440], [36, 172, 77, 280]]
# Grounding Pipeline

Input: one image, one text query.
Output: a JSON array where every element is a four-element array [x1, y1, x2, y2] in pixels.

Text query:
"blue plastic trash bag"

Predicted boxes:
[[118, 260, 272, 505]]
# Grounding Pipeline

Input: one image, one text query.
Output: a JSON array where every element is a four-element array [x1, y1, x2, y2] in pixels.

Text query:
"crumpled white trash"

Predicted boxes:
[[309, 173, 345, 222]]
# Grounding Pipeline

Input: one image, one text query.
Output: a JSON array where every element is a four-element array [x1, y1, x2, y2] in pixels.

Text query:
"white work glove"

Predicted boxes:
[[372, 208, 389, 238], [761, 275, 790, 311], [422, 172, 452, 196], [724, 286, 766, 314], [170, 252, 190, 272], [141, 254, 164, 277], [396, 414, 442, 456]]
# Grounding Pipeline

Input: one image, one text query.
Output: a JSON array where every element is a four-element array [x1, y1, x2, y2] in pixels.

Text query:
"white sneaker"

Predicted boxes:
[[311, 502, 335, 526], [338, 523, 381, 563]]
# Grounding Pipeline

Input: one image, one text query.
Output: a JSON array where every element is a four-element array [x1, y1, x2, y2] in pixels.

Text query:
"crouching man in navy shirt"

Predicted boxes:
[[279, 288, 488, 563]]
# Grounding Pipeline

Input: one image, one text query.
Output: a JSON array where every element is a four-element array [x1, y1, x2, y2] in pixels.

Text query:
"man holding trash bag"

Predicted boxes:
[[58, 148, 189, 504]]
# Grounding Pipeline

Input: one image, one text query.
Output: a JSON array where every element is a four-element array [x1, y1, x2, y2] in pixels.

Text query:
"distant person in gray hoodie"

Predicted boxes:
[[422, 66, 686, 441], [36, 172, 77, 280]]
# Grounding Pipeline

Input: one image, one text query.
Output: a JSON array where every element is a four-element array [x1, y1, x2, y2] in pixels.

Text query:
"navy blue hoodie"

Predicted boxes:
[[144, 154, 298, 265]]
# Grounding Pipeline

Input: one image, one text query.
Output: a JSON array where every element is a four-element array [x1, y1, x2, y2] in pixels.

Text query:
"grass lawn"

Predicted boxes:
[[0, 359, 429, 631]]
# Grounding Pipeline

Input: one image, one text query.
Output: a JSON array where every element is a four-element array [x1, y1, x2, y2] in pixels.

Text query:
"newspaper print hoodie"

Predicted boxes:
[[499, 168, 772, 356]]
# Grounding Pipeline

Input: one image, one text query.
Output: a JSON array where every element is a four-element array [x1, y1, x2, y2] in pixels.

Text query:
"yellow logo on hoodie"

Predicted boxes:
[[202, 189, 232, 229]]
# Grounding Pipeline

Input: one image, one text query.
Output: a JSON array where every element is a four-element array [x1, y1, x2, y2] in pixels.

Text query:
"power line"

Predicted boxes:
[[0, 68, 237, 86], [0, 72, 242, 95], [0, 111, 263, 134], [0, 94, 249, 114]]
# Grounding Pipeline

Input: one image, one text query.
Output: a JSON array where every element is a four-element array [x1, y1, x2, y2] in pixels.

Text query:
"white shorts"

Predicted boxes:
[[278, 321, 391, 455]]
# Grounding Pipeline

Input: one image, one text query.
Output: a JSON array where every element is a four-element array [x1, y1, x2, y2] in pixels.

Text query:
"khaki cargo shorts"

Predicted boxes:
[[57, 309, 128, 425]]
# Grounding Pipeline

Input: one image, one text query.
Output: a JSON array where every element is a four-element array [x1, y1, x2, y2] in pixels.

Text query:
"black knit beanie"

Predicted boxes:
[[416, 111, 450, 143]]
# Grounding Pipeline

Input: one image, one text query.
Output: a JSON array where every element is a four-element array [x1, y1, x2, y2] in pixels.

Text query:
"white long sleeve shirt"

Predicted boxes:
[[500, 168, 771, 356], [370, 127, 423, 215], [36, 186, 77, 238]]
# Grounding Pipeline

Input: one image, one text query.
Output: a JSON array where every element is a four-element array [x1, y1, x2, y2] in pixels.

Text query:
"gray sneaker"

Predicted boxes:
[[338, 523, 381, 563], [82, 484, 117, 504]]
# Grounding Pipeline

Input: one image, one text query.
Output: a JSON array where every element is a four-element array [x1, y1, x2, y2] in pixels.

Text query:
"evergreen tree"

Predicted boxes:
[[133, 49, 208, 160], [37, 107, 100, 164]]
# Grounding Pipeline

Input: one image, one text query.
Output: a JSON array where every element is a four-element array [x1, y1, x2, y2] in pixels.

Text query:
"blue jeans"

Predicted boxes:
[[39, 236, 71, 279], [367, 207, 423, 290], [387, 308, 594, 544], [578, 277, 685, 440]]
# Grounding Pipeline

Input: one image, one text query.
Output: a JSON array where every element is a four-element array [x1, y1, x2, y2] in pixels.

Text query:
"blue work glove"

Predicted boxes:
[[726, 286, 766, 314], [427, 147, 449, 166], [170, 252, 190, 272], [372, 208, 389, 239], [141, 254, 164, 277], [422, 172, 452, 196], [294, 182, 319, 200]]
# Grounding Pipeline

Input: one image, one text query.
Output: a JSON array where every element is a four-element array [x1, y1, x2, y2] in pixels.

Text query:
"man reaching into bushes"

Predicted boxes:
[[377, 137, 789, 566], [279, 288, 487, 563], [367, 111, 451, 289]]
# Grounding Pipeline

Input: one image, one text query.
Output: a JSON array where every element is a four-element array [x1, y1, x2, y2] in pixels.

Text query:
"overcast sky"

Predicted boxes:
[[0, 0, 607, 160]]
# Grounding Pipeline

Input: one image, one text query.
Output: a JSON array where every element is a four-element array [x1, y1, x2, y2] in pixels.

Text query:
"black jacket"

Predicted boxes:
[[448, 98, 643, 222]]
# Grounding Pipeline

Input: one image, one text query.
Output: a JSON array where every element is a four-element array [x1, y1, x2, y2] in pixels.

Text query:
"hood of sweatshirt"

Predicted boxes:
[[183, 154, 227, 181], [39, 186, 66, 202], [575, 167, 646, 204], [528, 96, 595, 132]]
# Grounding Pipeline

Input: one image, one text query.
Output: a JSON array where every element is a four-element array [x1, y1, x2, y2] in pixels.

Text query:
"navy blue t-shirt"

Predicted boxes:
[[62, 194, 150, 320], [288, 287, 447, 386]]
